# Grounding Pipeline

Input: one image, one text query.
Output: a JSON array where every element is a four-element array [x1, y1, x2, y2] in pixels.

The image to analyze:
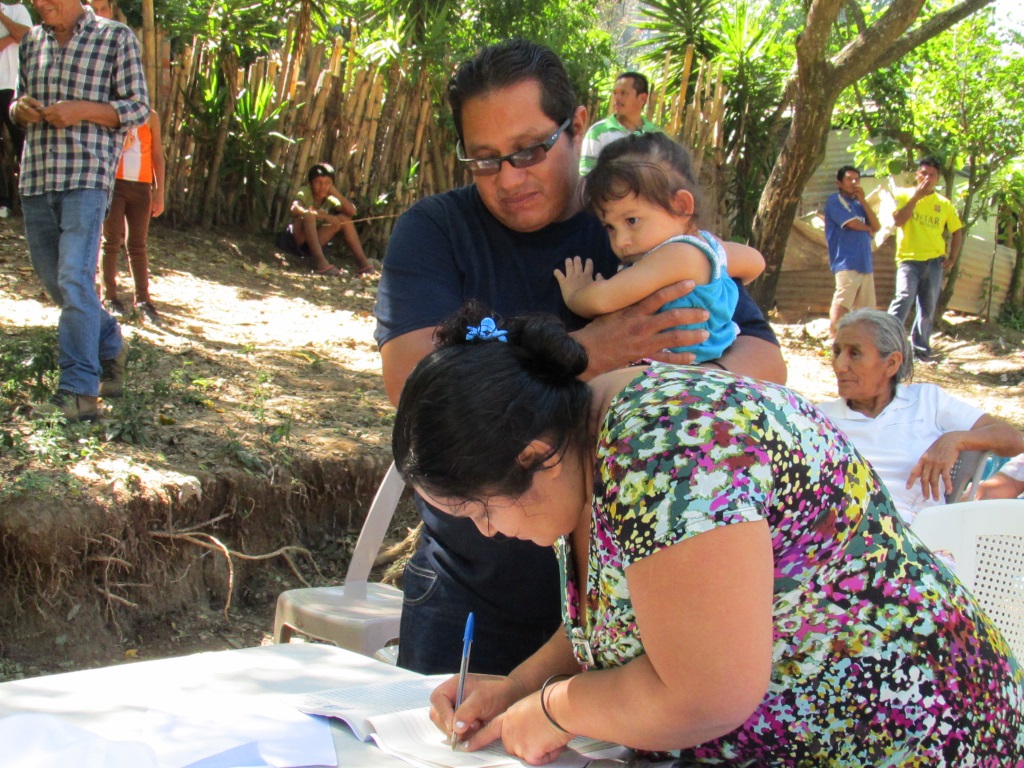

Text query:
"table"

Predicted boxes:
[[0, 642, 420, 767]]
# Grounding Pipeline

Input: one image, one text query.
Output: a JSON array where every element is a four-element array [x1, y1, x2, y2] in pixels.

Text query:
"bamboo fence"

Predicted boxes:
[[155, 32, 727, 257]]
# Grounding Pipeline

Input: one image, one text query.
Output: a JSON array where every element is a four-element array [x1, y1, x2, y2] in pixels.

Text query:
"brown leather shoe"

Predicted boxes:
[[99, 341, 128, 398], [31, 391, 99, 422]]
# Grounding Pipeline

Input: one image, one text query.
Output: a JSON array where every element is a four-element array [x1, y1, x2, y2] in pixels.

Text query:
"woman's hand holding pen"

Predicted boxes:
[[428, 673, 525, 748], [468, 690, 576, 766]]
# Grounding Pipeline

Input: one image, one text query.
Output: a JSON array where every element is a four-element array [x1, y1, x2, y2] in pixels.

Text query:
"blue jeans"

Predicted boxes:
[[396, 554, 557, 675], [888, 257, 944, 359], [22, 190, 123, 396], [396, 494, 561, 675]]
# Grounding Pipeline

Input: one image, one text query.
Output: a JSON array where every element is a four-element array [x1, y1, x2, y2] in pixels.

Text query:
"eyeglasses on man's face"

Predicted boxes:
[[456, 118, 572, 177]]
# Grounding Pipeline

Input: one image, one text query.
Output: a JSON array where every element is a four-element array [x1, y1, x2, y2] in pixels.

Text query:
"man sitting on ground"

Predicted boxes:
[[278, 162, 375, 277]]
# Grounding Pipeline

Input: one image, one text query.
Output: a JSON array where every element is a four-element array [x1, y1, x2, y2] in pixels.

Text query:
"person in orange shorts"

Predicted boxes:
[[90, 0, 165, 324]]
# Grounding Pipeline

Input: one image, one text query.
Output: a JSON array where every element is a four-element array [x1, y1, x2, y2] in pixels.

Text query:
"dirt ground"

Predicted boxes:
[[1, 215, 1022, 682]]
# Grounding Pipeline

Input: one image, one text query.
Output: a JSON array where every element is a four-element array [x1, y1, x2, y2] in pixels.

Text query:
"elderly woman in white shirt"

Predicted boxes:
[[817, 308, 1023, 524]]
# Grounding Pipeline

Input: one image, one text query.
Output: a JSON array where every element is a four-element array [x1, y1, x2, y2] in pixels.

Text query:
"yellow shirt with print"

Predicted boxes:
[[294, 186, 343, 215], [893, 189, 963, 263]]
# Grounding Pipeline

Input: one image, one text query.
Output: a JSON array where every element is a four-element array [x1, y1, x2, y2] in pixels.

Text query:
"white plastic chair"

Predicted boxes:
[[912, 499, 1024, 660], [945, 450, 991, 504], [273, 462, 406, 657]]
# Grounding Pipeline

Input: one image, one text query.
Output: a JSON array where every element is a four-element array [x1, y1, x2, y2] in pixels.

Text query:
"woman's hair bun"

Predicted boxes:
[[508, 313, 588, 382], [433, 301, 588, 381], [395, 301, 592, 501], [433, 300, 497, 347]]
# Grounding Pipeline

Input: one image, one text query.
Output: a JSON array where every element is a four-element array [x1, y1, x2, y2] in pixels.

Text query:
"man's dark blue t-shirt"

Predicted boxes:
[[374, 184, 777, 674]]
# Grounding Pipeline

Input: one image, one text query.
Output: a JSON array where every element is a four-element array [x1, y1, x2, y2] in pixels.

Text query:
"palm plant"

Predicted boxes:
[[225, 81, 293, 222], [635, 0, 796, 239]]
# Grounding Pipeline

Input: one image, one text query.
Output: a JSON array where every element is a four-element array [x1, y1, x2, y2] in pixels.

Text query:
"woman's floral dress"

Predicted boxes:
[[555, 364, 1024, 766]]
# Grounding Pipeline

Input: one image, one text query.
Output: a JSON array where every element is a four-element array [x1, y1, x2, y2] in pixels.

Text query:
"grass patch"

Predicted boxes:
[[0, 326, 297, 481]]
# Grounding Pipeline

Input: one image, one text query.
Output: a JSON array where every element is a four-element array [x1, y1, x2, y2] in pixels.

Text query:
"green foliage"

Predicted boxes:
[[708, 1, 797, 239], [634, 0, 799, 239], [839, 11, 1024, 315], [1, 417, 102, 469], [843, 10, 1024, 217], [0, 328, 103, 470], [334, 0, 614, 108], [224, 81, 294, 217], [1, 332, 179, 477], [0, 326, 60, 407], [997, 301, 1024, 333], [469, 0, 616, 102], [981, 160, 1024, 244], [0, 469, 87, 504], [181, 68, 228, 150], [634, 0, 723, 64], [155, 0, 288, 64]]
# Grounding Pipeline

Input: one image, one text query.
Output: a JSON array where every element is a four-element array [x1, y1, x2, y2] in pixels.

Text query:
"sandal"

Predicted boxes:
[[356, 265, 379, 277], [314, 265, 344, 277]]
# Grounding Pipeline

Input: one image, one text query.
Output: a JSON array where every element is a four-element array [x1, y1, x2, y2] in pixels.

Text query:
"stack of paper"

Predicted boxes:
[[298, 677, 629, 768]]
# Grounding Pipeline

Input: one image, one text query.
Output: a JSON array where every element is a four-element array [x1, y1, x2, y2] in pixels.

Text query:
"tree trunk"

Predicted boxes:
[[1009, 216, 1024, 308], [937, 161, 978, 315], [937, 222, 970, 316], [745, 0, 995, 312], [201, 50, 239, 230], [141, 0, 158, 112], [748, 87, 837, 310]]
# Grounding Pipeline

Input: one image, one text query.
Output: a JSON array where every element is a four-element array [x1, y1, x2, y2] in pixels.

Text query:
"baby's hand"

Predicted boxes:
[[554, 256, 600, 307]]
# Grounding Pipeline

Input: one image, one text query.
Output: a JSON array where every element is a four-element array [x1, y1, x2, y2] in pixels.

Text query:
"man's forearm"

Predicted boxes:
[[82, 101, 122, 128], [862, 204, 880, 233], [0, 12, 30, 41], [892, 198, 919, 227], [42, 100, 123, 128]]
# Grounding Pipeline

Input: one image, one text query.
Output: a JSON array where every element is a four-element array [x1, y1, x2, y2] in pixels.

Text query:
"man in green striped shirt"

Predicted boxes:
[[579, 72, 663, 176]]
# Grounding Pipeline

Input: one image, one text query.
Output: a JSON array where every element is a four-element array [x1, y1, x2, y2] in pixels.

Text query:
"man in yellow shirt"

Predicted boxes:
[[887, 156, 962, 362]]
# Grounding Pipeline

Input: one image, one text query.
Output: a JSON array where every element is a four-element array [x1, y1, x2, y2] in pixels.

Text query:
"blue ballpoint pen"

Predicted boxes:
[[451, 612, 475, 750]]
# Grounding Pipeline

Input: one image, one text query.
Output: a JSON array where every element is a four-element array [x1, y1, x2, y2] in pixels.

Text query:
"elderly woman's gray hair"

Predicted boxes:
[[836, 309, 914, 386]]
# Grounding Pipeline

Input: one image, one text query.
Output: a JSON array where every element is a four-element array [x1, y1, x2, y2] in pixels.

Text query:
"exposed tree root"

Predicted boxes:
[[149, 528, 319, 617]]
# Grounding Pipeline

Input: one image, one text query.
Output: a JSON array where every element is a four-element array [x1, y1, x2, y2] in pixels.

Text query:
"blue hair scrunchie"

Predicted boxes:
[[465, 317, 507, 343]]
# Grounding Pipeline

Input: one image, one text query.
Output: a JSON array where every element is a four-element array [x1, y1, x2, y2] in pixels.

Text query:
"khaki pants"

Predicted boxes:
[[831, 270, 876, 312]]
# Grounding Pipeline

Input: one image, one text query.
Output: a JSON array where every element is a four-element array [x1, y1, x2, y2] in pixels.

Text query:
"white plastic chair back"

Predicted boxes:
[[273, 462, 406, 657], [344, 462, 406, 593], [912, 499, 1024, 660]]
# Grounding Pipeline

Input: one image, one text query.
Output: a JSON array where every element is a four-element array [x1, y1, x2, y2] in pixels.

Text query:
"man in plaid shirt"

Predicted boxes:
[[11, 0, 148, 421]]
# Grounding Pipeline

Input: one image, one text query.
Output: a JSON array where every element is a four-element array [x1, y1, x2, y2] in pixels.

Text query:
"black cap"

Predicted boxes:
[[308, 162, 335, 185]]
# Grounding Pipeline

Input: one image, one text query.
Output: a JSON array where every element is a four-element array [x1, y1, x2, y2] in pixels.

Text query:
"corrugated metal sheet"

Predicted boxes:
[[796, 129, 865, 218], [775, 130, 1016, 319], [948, 234, 1016, 317], [775, 221, 895, 318]]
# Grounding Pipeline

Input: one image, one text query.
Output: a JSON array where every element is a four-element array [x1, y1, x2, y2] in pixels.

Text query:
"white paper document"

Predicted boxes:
[[145, 690, 336, 768], [298, 677, 628, 768], [0, 713, 159, 768], [299, 674, 450, 741]]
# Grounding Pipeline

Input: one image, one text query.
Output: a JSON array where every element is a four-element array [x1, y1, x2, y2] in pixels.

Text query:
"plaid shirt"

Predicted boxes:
[[16, 8, 149, 196]]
